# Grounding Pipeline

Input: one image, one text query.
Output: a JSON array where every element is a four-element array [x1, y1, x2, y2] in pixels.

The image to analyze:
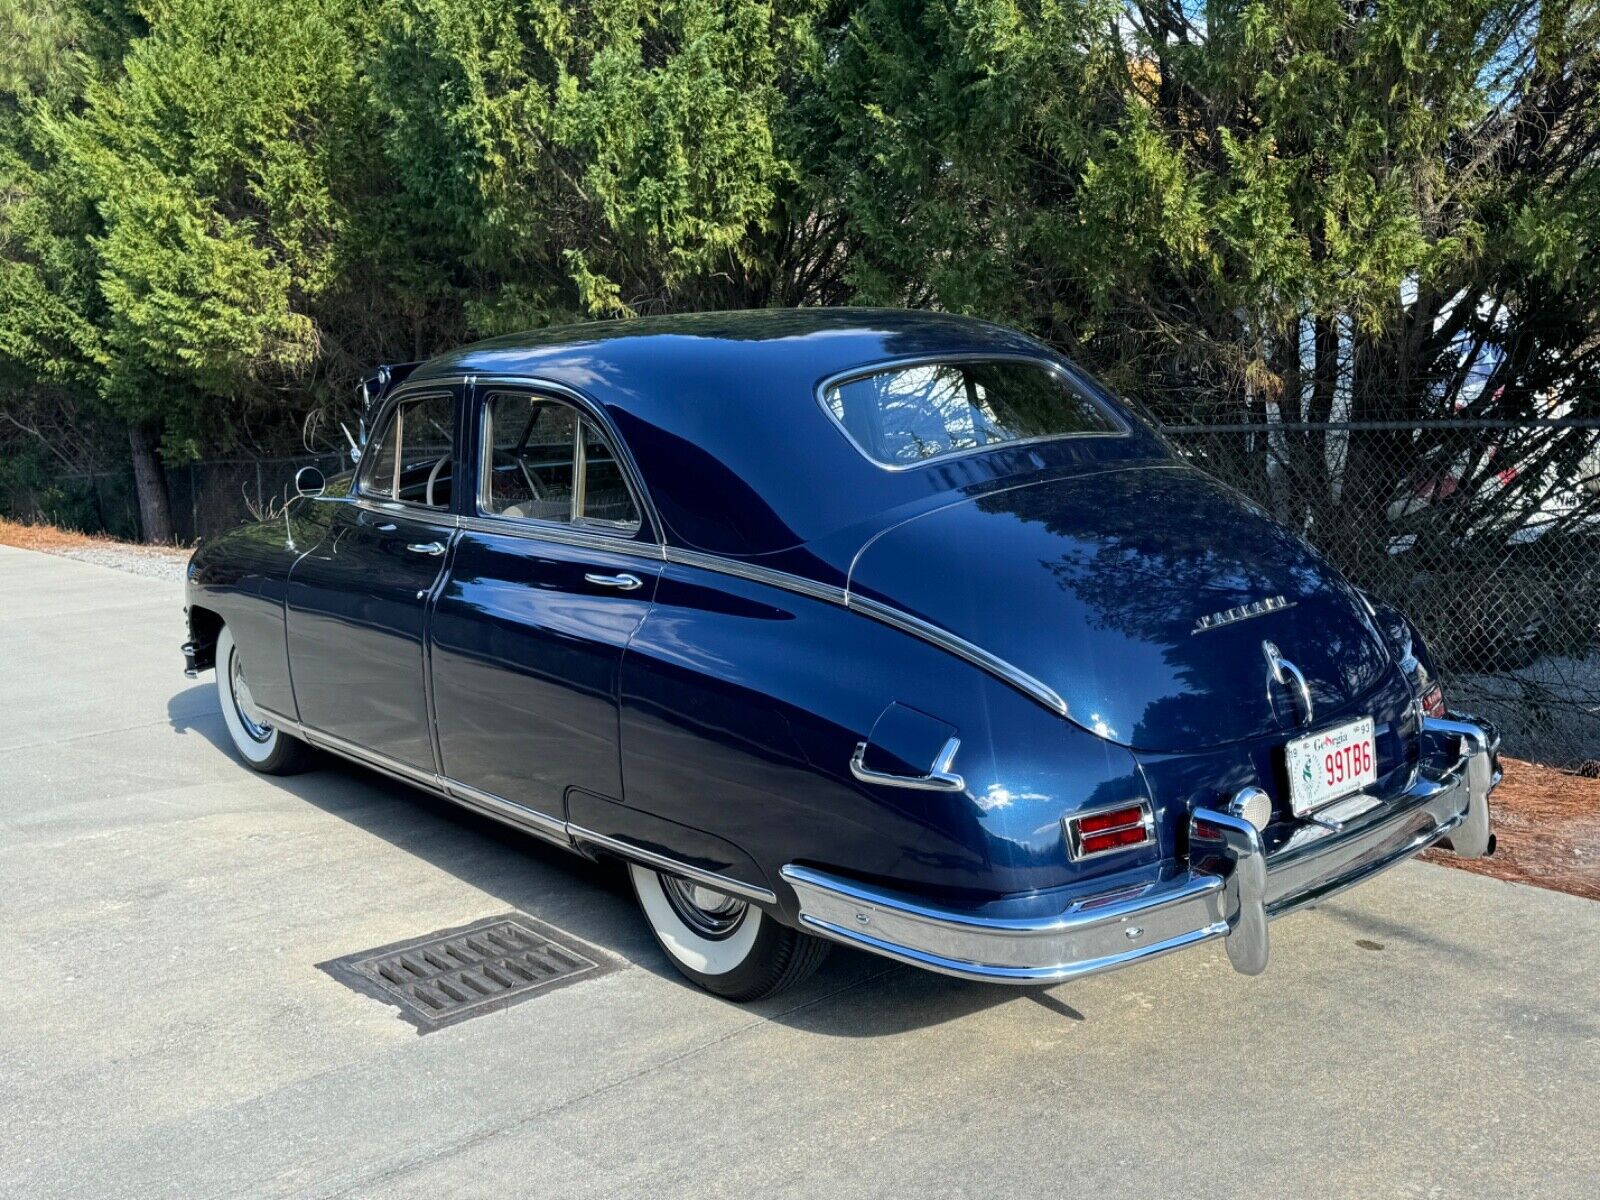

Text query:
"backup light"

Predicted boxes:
[[1065, 801, 1154, 861], [1228, 786, 1272, 832]]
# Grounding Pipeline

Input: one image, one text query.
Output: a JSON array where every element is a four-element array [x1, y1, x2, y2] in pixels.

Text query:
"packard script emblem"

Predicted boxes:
[[1192, 595, 1293, 634]]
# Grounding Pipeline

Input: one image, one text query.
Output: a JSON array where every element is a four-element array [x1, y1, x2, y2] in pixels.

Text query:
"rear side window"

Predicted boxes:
[[821, 359, 1119, 468], [361, 392, 455, 508], [480, 392, 641, 532]]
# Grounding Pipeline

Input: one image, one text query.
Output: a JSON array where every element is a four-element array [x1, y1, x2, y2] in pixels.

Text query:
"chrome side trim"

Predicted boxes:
[[845, 594, 1071, 717], [277, 717, 443, 789], [442, 779, 573, 849], [849, 736, 964, 792], [662, 546, 849, 605], [250, 707, 772, 902], [567, 824, 778, 905], [661, 547, 1070, 717]]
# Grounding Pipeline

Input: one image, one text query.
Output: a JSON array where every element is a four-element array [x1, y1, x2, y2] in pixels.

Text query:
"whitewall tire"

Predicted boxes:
[[628, 863, 829, 1000], [214, 625, 313, 775]]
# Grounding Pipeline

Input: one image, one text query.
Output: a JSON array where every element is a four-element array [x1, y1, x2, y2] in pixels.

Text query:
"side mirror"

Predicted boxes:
[[294, 466, 327, 499]]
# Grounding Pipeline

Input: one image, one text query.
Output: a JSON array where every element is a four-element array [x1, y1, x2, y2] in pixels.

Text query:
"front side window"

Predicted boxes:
[[481, 392, 641, 531], [821, 359, 1120, 468], [360, 392, 455, 508]]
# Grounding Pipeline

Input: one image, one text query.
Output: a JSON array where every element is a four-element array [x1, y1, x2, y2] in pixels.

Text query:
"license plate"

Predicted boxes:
[[1285, 717, 1377, 815]]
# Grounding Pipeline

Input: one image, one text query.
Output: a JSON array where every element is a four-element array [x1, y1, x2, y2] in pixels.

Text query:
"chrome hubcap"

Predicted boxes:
[[659, 875, 748, 940], [229, 649, 273, 743]]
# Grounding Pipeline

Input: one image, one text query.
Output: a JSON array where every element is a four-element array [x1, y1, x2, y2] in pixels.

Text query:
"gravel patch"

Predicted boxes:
[[52, 545, 189, 582]]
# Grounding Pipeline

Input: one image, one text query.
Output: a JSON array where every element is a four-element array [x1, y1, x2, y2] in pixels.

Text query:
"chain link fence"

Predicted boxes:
[[1165, 418, 1600, 769], [10, 420, 1599, 768], [25, 453, 352, 545]]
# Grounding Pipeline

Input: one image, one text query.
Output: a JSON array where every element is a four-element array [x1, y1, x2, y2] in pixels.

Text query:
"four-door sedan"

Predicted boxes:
[[183, 309, 1498, 1000]]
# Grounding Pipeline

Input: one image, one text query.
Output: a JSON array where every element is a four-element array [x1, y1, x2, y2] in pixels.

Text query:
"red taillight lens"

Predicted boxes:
[[1066, 802, 1153, 860], [1078, 825, 1150, 855], [1075, 804, 1147, 834], [1421, 683, 1446, 718]]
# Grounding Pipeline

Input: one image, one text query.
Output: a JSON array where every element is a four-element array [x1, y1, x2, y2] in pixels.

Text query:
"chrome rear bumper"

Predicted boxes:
[[780, 716, 1498, 984]]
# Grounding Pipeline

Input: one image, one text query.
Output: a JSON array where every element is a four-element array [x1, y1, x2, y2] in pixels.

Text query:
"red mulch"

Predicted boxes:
[[1422, 755, 1600, 901], [0, 517, 188, 558]]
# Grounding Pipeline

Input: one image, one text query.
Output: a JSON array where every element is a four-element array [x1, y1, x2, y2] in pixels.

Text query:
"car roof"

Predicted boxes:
[[407, 308, 1160, 565]]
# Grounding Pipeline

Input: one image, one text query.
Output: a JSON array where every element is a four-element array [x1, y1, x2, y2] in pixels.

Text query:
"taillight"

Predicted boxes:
[[1065, 801, 1154, 861], [1421, 683, 1446, 718]]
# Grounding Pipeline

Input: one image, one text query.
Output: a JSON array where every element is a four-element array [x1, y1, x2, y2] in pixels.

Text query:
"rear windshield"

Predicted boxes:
[[821, 359, 1121, 468]]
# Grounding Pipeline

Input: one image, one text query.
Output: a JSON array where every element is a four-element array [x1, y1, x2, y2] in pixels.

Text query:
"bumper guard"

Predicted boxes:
[[780, 715, 1498, 984]]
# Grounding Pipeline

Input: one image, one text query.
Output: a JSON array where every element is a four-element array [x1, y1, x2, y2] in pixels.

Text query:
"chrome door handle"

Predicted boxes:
[[584, 572, 643, 591], [849, 736, 965, 792], [406, 542, 446, 556]]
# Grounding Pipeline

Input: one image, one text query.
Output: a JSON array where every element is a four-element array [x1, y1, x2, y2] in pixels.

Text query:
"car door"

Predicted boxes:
[[428, 386, 662, 826], [285, 386, 462, 776]]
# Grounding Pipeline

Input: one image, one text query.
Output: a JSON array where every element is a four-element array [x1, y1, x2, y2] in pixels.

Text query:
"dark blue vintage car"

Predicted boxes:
[[183, 309, 1498, 999]]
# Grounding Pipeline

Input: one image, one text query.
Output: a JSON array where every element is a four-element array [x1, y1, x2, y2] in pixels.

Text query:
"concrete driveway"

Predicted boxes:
[[2, 544, 1596, 1199]]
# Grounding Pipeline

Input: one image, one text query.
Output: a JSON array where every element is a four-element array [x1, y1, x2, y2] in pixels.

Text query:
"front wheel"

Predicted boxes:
[[214, 625, 314, 775], [628, 863, 829, 1000]]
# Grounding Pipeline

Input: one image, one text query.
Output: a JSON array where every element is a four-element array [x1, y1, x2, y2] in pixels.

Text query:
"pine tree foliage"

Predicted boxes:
[[0, 0, 1595, 539]]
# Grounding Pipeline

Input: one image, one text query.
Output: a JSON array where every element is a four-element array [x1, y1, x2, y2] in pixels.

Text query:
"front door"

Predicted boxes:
[[429, 388, 659, 822], [286, 386, 461, 774]]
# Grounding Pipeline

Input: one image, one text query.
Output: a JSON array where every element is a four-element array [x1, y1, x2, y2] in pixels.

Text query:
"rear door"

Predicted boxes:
[[285, 386, 462, 775], [428, 387, 661, 824]]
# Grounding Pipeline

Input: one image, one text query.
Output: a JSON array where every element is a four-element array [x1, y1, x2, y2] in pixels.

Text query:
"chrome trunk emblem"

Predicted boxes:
[[1192, 595, 1293, 634]]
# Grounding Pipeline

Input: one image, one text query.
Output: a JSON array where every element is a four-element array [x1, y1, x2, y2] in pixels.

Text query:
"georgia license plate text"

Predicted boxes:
[[1285, 717, 1377, 815]]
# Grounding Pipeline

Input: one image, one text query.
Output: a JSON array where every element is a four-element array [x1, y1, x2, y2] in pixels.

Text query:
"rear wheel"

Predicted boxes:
[[215, 625, 313, 775], [628, 863, 829, 1000]]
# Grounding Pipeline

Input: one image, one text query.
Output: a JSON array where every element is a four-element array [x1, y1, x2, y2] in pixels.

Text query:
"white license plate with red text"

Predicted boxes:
[[1285, 717, 1377, 815]]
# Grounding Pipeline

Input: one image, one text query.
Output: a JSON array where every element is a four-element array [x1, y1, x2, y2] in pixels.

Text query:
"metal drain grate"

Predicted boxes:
[[319, 913, 614, 1032]]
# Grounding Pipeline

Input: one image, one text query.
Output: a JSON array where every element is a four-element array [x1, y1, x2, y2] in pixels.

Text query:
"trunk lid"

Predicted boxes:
[[848, 465, 1395, 752]]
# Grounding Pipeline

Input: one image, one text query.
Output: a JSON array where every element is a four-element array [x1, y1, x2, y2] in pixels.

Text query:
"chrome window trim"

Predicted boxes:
[[353, 387, 460, 513], [457, 512, 667, 560], [350, 495, 464, 528], [476, 388, 653, 539], [814, 352, 1131, 474], [433, 372, 664, 541]]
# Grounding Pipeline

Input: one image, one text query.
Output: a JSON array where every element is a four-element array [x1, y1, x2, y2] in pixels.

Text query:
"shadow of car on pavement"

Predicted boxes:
[[165, 682, 1050, 1036]]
